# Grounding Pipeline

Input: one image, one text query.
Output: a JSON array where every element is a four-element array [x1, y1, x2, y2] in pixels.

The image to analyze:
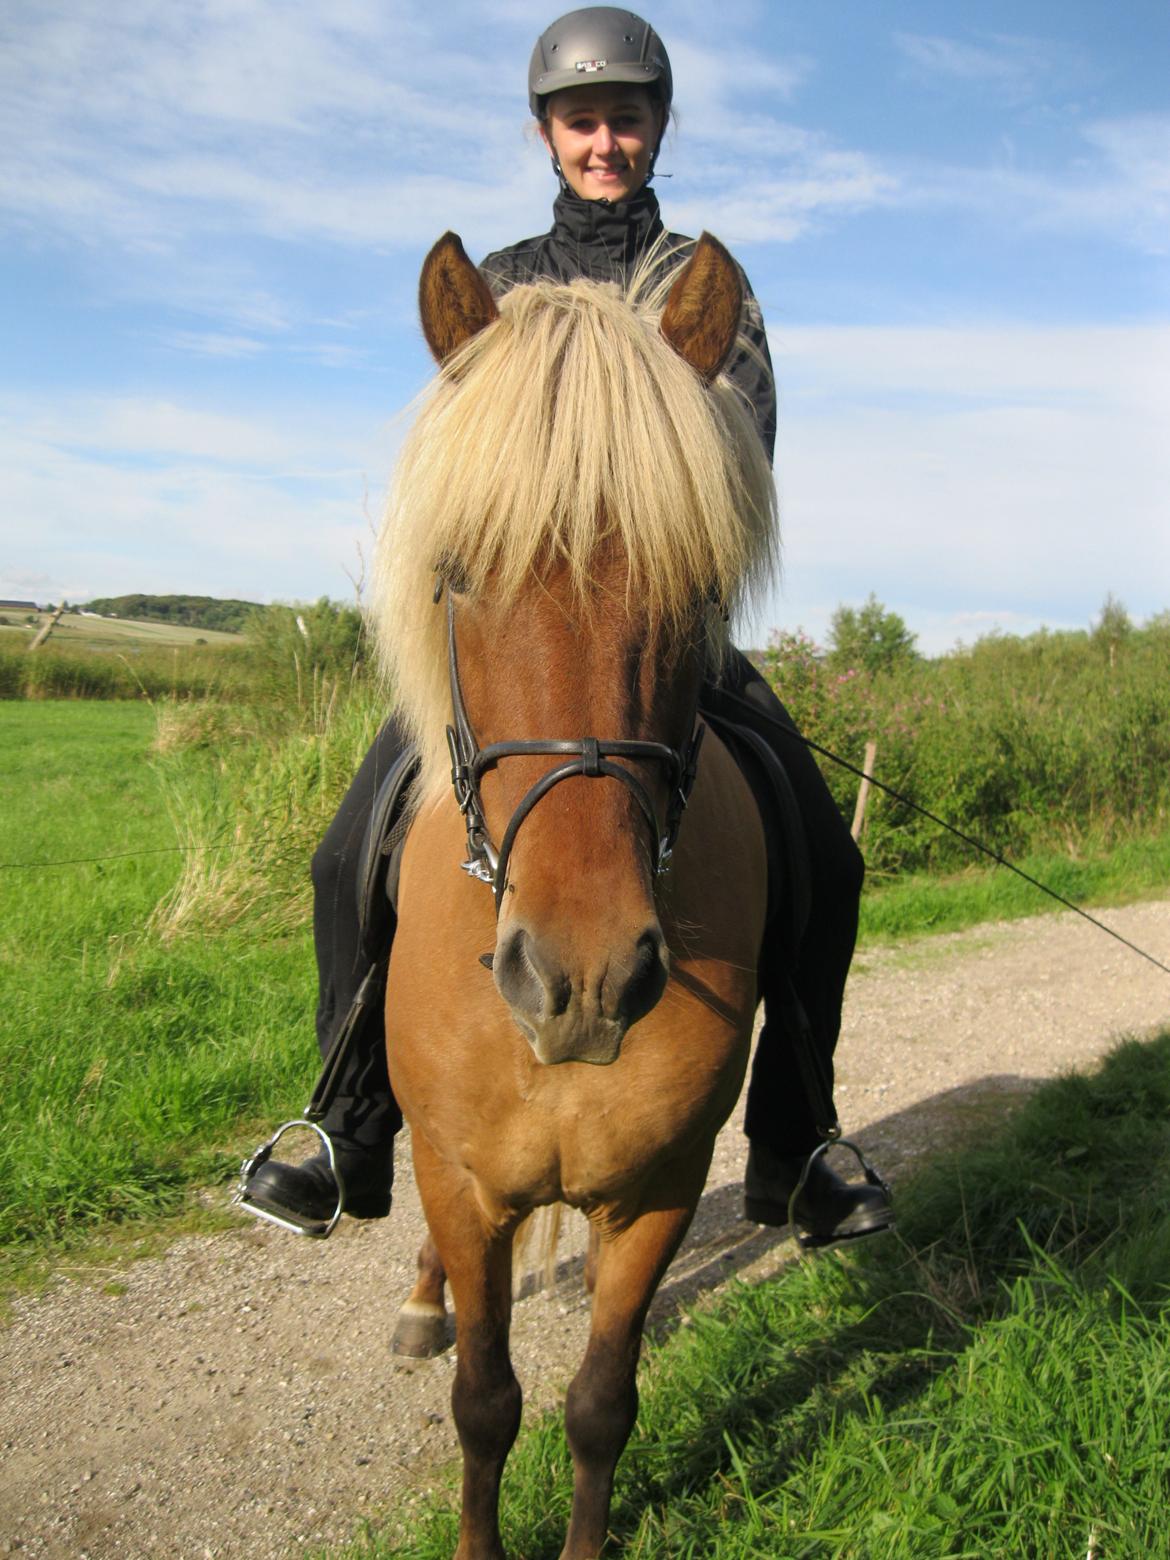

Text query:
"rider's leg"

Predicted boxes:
[[244, 719, 407, 1225], [715, 652, 892, 1241]]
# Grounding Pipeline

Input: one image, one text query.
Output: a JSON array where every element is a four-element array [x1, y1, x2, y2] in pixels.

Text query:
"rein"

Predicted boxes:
[[441, 588, 704, 914]]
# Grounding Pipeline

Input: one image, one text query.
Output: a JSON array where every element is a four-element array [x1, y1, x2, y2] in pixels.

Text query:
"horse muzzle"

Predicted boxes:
[[493, 921, 669, 1066]]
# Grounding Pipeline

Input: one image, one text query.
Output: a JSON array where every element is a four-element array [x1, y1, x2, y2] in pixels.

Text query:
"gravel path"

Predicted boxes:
[[2, 899, 1168, 1560]]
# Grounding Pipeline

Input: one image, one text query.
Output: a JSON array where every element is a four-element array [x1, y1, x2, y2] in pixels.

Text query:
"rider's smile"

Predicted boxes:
[[540, 81, 663, 203]]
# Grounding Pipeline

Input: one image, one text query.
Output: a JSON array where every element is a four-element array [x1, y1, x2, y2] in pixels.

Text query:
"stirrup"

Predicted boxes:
[[789, 1134, 893, 1252], [231, 1119, 345, 1239]]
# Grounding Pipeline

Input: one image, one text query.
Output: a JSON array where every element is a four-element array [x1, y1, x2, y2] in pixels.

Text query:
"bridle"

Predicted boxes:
[[441, 587, 704, 916]]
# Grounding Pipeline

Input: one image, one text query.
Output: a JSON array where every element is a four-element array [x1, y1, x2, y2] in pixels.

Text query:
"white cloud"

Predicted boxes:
[[669, 39, 812, 118], [864, 110, 1170, 259], [893, 30, 1080, 99], [0, 391, 401, 604], [0, 0, 890, 274], [668, 159, 899, 245], [742, 324, 1170, 653], [0, 0, 544, 268], [161, 331, 268, 359], [770, 324, 1170, 409]]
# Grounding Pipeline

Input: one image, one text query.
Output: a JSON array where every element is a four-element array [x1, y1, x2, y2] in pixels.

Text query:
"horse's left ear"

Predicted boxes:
[[660, 233, 743, 383], [419, 232, 500, 364]]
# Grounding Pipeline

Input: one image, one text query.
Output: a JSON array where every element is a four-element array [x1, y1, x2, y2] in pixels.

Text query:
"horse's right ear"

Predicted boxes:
[[419, 232, 500, 364]]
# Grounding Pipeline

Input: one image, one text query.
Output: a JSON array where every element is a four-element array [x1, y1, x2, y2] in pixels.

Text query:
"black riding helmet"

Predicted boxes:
[[528, 7, 673, 187]]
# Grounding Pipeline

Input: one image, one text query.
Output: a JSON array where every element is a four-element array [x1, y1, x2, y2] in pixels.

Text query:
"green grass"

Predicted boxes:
[[0, 702, 318, 1257], [332, 1031, 1170, 1559], [859, 826, 1170, 944]]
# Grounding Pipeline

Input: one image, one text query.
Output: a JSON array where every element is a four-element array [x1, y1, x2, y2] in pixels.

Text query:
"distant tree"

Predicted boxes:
[[826, 594, 918, 675], [82, 593, 262, 633], [1091, 593, 1132, 667]]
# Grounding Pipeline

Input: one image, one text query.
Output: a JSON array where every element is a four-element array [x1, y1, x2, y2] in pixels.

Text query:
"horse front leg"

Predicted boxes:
[[412, 1133, 521, 1560], [560, 1153, 712, 1560]]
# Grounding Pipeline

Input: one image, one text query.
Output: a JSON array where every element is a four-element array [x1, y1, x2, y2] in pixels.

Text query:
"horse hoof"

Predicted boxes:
[[391, 1303, 450, 1358]]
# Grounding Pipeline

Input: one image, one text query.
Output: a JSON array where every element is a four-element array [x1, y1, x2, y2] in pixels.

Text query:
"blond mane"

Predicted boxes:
[[373, 256, 778, 799]]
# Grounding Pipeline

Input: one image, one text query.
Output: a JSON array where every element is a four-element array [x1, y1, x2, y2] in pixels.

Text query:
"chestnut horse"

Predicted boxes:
[[374, 232, 777, 1559]]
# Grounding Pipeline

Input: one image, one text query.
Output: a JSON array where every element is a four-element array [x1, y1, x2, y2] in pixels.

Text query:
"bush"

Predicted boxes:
[[762, 619, 1170, 875]]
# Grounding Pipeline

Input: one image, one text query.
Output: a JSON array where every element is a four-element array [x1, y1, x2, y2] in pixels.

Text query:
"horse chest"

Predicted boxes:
[[486, 1019, 750, 1204]]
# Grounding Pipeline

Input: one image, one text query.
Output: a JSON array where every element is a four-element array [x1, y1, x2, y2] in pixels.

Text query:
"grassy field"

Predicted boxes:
[[328, 1031, 1170, 1559], [0, 702, 318, 1260], [858, 829, 1170, 943], [0, 598, 365, 701], [4, 692, 1170, 1552], [0, 610, 244, 650]]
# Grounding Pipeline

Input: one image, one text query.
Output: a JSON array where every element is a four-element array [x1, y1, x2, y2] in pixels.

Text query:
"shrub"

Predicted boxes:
[[762, 620, 1170, 875]]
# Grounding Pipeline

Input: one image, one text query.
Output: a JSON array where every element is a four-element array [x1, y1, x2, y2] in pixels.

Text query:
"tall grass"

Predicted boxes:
[[332, 1031, 1170, 1558], [150, 684, 386, 941]]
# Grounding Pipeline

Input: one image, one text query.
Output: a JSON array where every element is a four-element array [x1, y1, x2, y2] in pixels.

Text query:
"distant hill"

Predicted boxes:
[[81, 594, 264, 634]]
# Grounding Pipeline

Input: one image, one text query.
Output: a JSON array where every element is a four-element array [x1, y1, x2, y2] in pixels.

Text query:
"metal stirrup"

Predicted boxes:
[[788, 1137, 893, 1253], [231, 963, 383, 1238], [231, 1120, 346, 1239]]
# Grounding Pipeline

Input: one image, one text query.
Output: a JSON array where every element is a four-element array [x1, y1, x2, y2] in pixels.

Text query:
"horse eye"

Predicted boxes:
[[435, 554, 472, 596]]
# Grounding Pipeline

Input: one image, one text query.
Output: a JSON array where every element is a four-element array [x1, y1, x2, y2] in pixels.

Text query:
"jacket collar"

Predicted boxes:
[[548, 185, 665, 276]]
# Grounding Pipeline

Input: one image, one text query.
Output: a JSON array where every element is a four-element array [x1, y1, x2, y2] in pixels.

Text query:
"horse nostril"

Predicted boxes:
[[493, 927, 571, 1018], [609, 927, 668, 1026]]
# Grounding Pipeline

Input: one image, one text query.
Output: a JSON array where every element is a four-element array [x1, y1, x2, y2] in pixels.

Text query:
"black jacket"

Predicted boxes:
[[479, 186, 777, 464]]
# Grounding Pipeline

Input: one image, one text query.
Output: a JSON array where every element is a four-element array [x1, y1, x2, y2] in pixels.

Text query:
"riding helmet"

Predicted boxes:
[[528, 7, 673, 118]]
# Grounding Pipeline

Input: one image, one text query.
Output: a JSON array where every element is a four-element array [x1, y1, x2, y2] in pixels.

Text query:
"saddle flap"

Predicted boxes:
[[356, 747, 420, 961], [699, 710, 812, 966]]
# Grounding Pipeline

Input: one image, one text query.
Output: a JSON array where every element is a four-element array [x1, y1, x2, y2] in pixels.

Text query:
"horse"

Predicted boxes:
[[373, 230, 777, 1560]]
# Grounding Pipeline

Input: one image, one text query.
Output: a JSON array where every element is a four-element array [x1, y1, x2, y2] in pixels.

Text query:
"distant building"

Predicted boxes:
[[0, 600, 37, 611]]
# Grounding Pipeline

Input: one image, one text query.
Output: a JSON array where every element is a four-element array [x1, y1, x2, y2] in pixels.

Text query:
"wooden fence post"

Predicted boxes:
[[28, 603, 65, 652], [851, 740, 878, 842]]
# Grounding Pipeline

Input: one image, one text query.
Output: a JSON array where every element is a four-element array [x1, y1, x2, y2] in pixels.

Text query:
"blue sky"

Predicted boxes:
[[2, 0, 1167, 652]]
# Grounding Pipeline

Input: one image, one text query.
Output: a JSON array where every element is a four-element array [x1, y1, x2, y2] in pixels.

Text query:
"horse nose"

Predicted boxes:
[[493, 924, 669, 1031]]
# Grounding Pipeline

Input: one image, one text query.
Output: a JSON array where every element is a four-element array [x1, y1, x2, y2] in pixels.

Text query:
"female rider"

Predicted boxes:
[[244, 6, 892, 1248]]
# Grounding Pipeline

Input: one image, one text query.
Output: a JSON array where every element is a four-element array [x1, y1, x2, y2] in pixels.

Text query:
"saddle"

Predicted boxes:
[[355, 701, 812, 974]]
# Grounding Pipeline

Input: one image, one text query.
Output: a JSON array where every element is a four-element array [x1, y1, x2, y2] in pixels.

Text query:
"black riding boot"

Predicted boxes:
[[246, 1125, 395, 1223], [744, 1144, 892, 1245]]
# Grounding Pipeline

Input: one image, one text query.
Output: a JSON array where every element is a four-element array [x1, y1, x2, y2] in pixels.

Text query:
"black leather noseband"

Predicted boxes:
[[442, 590, 704, 915]]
